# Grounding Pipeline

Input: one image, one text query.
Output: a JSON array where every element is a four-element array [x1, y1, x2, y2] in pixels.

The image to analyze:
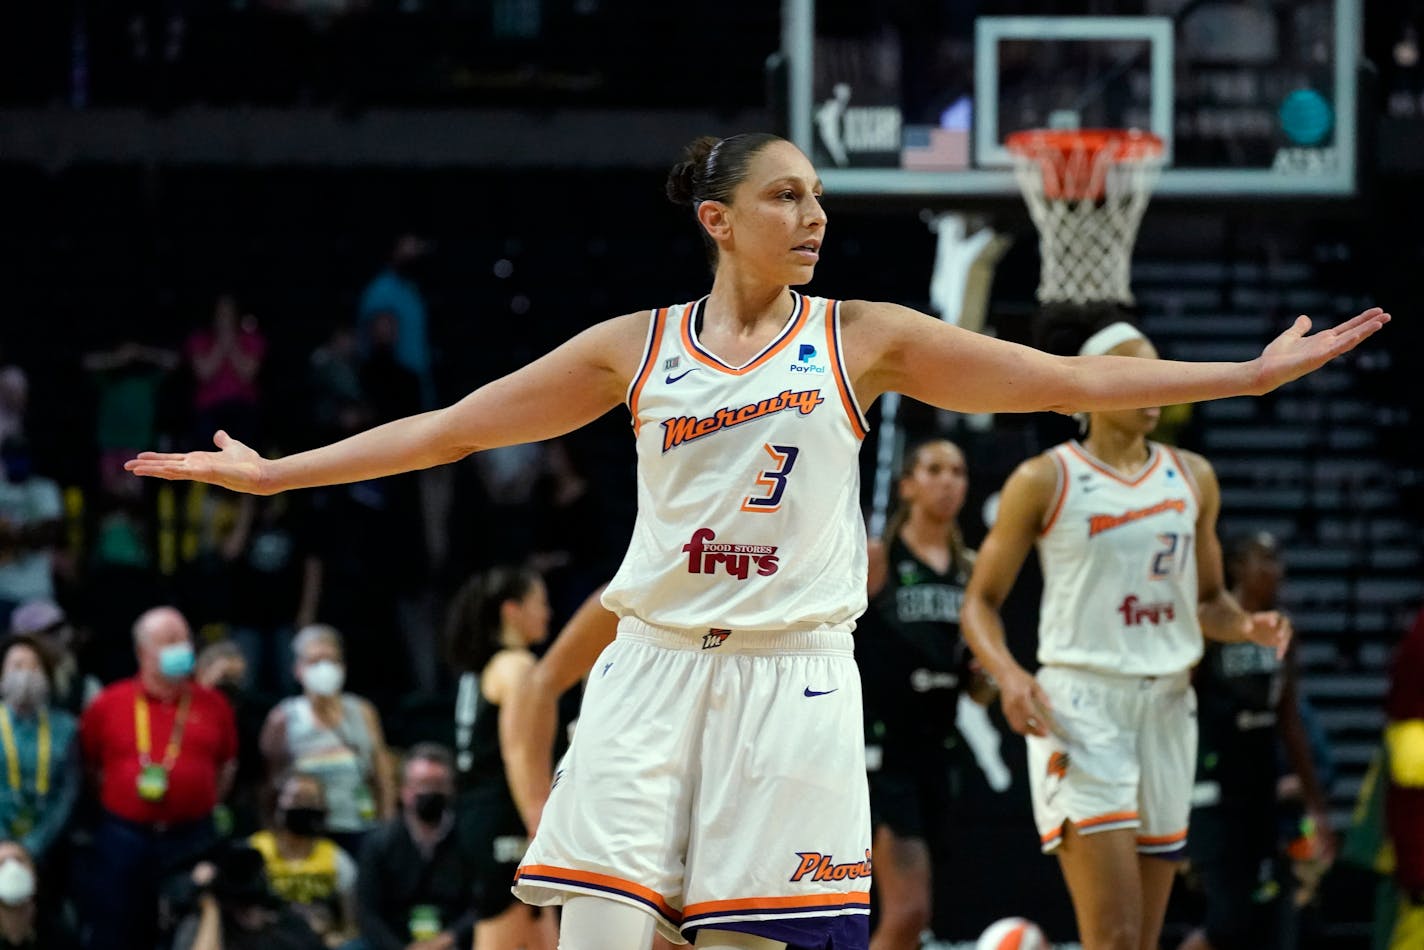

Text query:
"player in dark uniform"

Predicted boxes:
[[858, 439, 991, 950], [1179, 533, 1335, 950], [447, 566, 558, 950]]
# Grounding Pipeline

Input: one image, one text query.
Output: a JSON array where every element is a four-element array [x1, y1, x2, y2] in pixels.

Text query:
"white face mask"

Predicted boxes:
[[0, 859, 35, 906], [301, 660, 345, 697], [0, 670, 47, 710]]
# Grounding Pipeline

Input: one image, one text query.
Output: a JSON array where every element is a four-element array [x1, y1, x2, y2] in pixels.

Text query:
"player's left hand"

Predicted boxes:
[[1253, 308, 1389, 393], [1241, 610, 1291, 660]]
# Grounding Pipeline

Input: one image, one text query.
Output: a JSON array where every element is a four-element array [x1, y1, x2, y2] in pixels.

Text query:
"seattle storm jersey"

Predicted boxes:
[[1036, 440, 1203, 676], [602, 293, 871, 631]]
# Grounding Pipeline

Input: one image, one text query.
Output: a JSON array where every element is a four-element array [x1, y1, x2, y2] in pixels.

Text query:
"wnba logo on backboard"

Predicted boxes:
[[815, 83, 902, 168]]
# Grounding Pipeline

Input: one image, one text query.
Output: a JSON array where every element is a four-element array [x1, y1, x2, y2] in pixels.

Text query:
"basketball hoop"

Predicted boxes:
[[1007, 129, 1164, 307]]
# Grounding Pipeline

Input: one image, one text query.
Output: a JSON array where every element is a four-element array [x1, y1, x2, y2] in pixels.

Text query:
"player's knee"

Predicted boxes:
[[1086, 913, 1140, 950]]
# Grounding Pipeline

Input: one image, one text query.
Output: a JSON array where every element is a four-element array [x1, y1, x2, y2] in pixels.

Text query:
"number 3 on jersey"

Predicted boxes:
[[741, 443, 799, 513]]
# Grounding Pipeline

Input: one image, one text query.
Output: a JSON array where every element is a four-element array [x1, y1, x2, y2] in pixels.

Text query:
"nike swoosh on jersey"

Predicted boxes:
[[665, 369, 697, 384], [803, 687, 838, 697]]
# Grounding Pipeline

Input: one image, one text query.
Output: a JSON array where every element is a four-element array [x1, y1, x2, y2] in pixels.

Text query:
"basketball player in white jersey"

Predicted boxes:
[[125, 133, 1388, 950], [961, 323, 1291, 950]]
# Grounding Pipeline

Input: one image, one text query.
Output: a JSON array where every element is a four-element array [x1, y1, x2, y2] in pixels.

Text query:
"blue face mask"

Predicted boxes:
[[158, 644, 195, 679]]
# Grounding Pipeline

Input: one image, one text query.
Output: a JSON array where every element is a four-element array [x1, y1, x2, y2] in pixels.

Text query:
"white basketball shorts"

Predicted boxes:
[[1026, 665, 1196, 857], [513, 618, 872, 948]]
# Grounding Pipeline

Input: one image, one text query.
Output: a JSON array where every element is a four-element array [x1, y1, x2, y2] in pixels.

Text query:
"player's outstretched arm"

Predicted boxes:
[[843, 301, 1388, 415], [124, 313, 650, 495], [501, 586, 620, 836], [961, 456, 1057, 738]]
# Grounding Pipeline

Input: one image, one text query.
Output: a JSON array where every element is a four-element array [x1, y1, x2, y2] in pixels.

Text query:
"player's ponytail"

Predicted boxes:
[[444, 565, 542, 674]]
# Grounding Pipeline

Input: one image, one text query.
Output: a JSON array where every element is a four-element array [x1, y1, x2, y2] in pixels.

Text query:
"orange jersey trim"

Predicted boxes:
[[683, 891, 871, 917], [1136, 828, 1188, 846], [515, 864, 681, 922], [1066, 441, 1163, 487], [826, 300, 868, 440], [627, 308, 669, 435], [1040, 449, 1071, 536], [680, 294, 809, 376], [1041, 810, 1140, 844]]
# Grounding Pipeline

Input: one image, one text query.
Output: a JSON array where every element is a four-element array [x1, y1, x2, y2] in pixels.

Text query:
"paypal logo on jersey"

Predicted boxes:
[[790, 343, 827, 374]]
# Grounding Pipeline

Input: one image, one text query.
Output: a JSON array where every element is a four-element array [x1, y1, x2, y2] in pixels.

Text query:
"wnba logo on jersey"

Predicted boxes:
[[789, 850, 873, 883], [682, 527, 780, 579], [1118, 595, 1177, 626]]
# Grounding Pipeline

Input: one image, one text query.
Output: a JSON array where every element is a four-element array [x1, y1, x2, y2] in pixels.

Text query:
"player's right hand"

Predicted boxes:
[[998, 666, 1054, 738], [124, 430, 270, 495]]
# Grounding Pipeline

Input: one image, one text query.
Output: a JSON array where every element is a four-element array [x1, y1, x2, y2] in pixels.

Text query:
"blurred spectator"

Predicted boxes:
[[356, 743, 474, 950], [185, 295, 266, 449], [79, 607, 238, 950], [0, 437, 63, 623], [1385, 604, 1424, 948], [307, 325, 367, 444], [171, 842, 325, 950], [0, 368, 27, 447], [225, 494, 322, 694], [248, 770, 358, 946], [358, 235, 434, 410], [259, 625, 395, 855], [445, 568, 555, 949], [82, 340, 179, 498], [360, 312, 422, 426], [9, 601, 101, 715], [530, 439, 602, 619], [195, 642, 267, 839], [0, 840, 78, 949], [0, 636, 79, 870]]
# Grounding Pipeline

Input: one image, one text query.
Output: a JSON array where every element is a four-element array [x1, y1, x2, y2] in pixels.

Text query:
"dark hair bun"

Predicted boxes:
[[665, 160, 699, 206], [665, 136, 721, 206]]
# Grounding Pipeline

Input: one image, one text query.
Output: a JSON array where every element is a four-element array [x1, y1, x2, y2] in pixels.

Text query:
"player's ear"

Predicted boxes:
[[697, 200, 732, 244]]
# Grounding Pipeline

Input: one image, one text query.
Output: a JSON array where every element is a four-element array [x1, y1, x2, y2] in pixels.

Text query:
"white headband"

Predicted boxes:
[[1079, 321, 1148, 357]]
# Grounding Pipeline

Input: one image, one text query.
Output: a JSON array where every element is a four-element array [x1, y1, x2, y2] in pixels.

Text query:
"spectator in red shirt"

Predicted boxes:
[[79, 606, 238, 950]]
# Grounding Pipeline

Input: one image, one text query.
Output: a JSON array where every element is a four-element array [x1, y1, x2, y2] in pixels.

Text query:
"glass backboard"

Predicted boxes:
[[785, 0, 1358, 197]]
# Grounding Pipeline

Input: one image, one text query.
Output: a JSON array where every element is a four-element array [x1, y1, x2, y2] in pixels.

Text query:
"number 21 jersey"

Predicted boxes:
[[1037, 440, 1202, 676]]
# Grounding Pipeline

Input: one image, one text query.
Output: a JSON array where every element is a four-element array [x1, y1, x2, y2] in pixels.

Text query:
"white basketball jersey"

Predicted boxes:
[[602, 293, 871, 631], [1036, 441, 1202, 676]]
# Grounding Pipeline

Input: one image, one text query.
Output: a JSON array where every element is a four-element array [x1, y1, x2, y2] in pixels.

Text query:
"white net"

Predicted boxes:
[[1009, 134, 1163, 306]]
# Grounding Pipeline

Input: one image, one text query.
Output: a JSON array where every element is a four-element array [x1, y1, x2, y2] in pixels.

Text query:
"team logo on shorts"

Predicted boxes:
[[1047, 751, 1070, 781], [789, 850, 873, 883], [702, 629, 731, 650]]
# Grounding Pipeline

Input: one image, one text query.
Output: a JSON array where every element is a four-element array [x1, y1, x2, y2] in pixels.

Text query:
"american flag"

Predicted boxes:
[[901, 126, 969, 171]]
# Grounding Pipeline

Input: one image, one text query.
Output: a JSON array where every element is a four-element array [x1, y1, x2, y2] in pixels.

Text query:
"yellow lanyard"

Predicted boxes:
[[0, 706, 49, 797], [135, 691, 191, 771]]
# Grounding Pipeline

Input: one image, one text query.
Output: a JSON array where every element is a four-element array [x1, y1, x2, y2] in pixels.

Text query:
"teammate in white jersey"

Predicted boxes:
[[961, 323, 1294, 950], [124, 132, 1388, 950]]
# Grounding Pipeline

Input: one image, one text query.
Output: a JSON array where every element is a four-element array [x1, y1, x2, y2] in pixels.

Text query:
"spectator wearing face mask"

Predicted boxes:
[[260, 625, 395, 856], [0, 636, 79, 870], [0, 840, 77, 949], [9, 602, 102, 716], [248, 771, 358, 946], [356, 744, 475, 950], [78, 606, 238, 950]]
